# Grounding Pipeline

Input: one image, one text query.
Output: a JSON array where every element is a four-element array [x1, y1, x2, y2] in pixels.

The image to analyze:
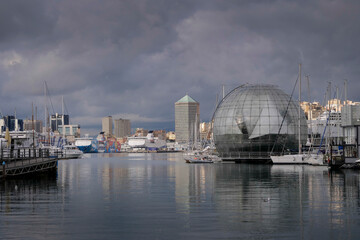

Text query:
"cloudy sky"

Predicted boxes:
[[0, 0, 359, 135]]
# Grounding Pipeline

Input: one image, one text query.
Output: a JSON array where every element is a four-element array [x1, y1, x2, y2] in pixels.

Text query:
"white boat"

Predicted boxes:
[[271, 64, 306, 164], [271, 154, 306, 164], [62, 144, 83, 159], [127, 136, 147, 148], [184, 149, 221, 164], [75, 137, 98, 153], [96, 132, 106, 153], [305, 153, 326, 166], [205, 152, 222, 162], [40, 144, 62, 158], [185, 154, 214, 163]]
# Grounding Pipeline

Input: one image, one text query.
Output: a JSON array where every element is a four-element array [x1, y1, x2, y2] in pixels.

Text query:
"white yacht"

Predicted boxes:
[[184, 146, 222, 163], [305, 153, 326, 166], [62, 144, 83, 159], [270, 154, 306, 164], [271, 64, 306, 164]]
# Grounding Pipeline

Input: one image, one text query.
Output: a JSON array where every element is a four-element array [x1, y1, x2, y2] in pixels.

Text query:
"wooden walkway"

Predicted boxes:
[[0, 148, 58, 178]]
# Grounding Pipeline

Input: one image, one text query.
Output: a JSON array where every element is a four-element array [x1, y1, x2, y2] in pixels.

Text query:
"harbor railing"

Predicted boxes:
[[0, 148, 58, 178]]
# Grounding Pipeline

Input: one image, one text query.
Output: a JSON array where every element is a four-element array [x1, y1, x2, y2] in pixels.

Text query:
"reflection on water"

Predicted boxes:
[[1, 153, 360, 239]]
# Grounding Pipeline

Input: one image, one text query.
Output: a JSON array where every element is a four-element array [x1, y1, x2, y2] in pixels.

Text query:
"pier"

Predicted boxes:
[[0, 148, 58, 178]]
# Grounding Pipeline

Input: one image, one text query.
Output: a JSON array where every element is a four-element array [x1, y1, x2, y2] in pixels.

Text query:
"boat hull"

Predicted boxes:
[[184, 155, 214, 163], [271, 154, 306, 164], [75, 139, 98, 153], [305, 154, 326, 166], [76, 145, 98, 153]]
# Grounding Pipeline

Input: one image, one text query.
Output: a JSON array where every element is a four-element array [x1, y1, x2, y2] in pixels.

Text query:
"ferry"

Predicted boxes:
[[75, 137, 98, 153]]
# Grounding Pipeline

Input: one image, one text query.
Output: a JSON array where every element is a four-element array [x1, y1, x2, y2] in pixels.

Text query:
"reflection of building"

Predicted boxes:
[[114, 118, 131, 138], [102, 116, 113, 137], [213, 85, 307, 162], [51, 113, 69, 132], [175, 95, 200, 144], [23, 120, 43, 133]]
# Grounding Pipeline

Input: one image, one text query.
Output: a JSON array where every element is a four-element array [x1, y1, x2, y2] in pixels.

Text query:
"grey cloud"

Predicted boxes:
[[0, 0, 359, 134]]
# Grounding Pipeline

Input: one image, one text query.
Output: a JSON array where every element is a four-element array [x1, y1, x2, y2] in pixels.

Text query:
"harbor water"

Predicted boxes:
[[1, 152, 360, 239]]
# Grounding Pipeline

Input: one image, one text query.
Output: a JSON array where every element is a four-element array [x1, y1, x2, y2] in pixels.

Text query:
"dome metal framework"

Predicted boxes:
[[213, 84, 308, 162]]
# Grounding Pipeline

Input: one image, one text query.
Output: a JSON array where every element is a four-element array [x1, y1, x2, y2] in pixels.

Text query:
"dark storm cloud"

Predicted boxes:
[[0, 0, 359, 134]]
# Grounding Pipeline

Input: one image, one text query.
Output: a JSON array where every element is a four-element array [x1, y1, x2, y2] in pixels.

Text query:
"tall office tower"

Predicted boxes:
[[24, 120, 43, 133], [50, 113, 69, 132], [0, 116, 24, 133], [114, 118, 131, 138], [102, 116, 113, 137], [175, 95, 200, 144]]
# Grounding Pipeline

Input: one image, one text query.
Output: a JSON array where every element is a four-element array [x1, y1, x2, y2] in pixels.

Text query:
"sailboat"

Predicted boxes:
[[184, 95, 222, 163], [271, 64, 307, 164], [304, 81, 328, 166]]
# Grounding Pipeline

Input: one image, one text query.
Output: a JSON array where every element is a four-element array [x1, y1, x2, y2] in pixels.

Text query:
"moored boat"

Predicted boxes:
[[270, 154, 306, 164], [62, 144, 83, 159], [185, 155, 214, 163], [305, 153, 326, 166], [75, 138, 98, 153]]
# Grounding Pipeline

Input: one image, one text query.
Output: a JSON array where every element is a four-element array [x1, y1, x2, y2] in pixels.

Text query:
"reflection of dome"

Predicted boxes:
[[213, 84, 307, 162]]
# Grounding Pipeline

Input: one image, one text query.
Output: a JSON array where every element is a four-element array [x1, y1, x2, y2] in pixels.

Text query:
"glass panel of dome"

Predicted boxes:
[[213, 84, 307, 162]]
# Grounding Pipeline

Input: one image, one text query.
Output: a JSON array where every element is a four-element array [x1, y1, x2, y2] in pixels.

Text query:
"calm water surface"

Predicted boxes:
[[1, 152, 360, 239]]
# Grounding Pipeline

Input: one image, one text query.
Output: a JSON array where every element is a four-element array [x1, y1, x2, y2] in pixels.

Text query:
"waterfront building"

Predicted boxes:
[[166, 131, 176, 142], [341, 104, 360, 158], [153, 130, 166, 140], [0, 116, 24, 133], [102, 116, 113, 137], [50, 113, 69, 132], [24, 120, 43, 133], [175, 95, 200, 144], [200, 122, 212, 140], [58, 124, 81, 138], [213, 84, 307, 162], [308, 111, 343, 146], [135, 128, 148, 137], [301, 101, 325, 120], [114, 118, 131, 138]]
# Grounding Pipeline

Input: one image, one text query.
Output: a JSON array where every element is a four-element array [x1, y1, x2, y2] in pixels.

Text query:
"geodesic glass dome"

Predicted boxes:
[[213, 84, 307, 162]]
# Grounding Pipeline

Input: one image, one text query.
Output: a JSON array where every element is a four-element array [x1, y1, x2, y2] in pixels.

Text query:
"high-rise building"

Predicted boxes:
[[51, 113, 69, 132], [0, 116, 24, 133], [175, 95, 200, 144], [24, 120, 43, 133], [102, 116, 113, 137], [58, 124, 81, 138], [114, 118, 131, 138]]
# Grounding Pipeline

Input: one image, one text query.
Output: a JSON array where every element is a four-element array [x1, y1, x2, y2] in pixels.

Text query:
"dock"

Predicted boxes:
[[0, 148, 58, 179]]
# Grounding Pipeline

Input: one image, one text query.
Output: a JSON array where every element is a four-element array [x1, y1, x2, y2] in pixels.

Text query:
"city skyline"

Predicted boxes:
[[0, 1, 359, 135]]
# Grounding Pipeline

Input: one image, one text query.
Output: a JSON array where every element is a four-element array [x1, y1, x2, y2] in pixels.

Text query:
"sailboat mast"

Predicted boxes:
[[62, 96, 65, 139], [344, 79, 348, 106], [32, 102, 35, 150], [336, 86, 340, 145], [44, 81, 47, 136], [298, 63, 302, 154], [44, 81, 47, 142], [307, 75, 313, 146]]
